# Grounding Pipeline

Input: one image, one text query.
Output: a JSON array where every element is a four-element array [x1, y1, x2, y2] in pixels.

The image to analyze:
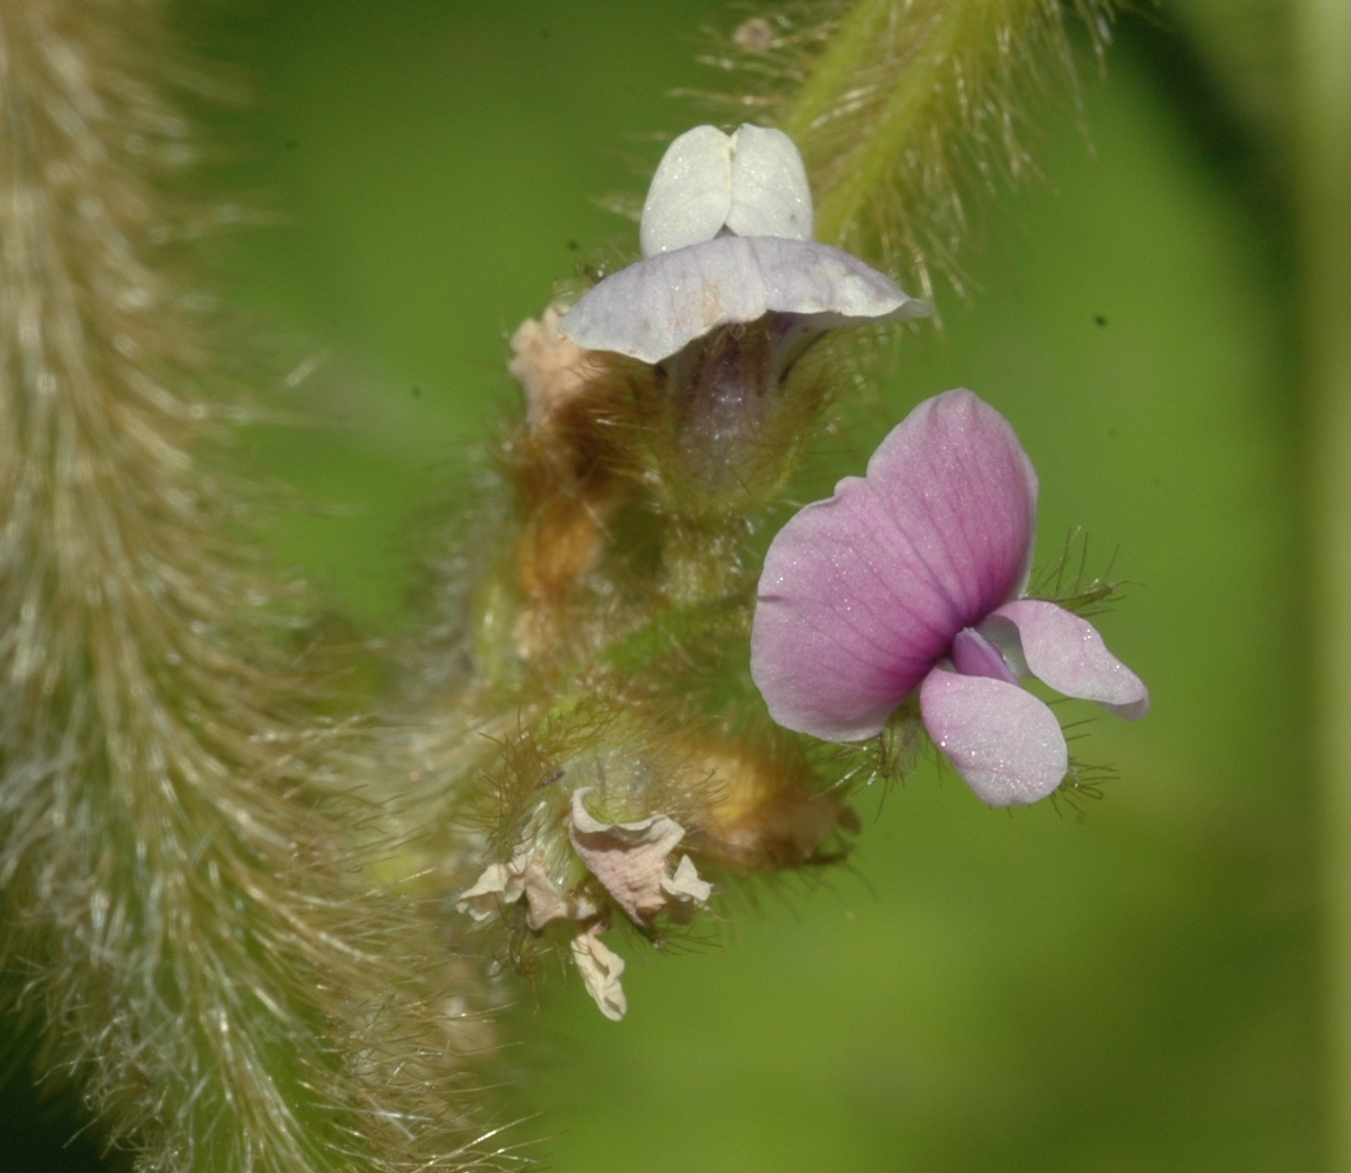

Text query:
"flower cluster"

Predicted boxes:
[[472, 124, 1148, 1020]]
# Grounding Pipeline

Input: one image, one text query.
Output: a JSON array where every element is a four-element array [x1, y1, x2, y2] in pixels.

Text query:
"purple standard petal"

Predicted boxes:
[[753, 478, 955, 740], [751, 390, 1038, 741], [919, 668, 1068, 807], [985, 600, 1150, 720], [558, 236, 928, 364]]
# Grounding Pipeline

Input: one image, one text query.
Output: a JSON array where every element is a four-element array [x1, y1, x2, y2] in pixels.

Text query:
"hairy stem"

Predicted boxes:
[[783, 0, 971, 245], [0, 4, 498, 1170], [1299, 0, 1351, 1165], [771, 0, 1110, 290]]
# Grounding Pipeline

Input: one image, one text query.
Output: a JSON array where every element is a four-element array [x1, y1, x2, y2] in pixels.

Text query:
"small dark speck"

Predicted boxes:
[[536, 767, 565, 790], [541, 27, 550, 38], [284, 138, 298, 150], [567, 239, 580, 251], [1093, 314, 1107, 327], [1108, 427, 1119, 438], [411, 386, 422, 398]]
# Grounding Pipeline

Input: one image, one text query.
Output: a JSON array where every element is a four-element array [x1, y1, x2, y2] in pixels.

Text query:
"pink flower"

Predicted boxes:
[[750, 389, 1148, 807]]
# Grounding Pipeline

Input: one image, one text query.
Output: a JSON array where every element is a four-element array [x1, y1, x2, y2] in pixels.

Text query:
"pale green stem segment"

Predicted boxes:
[[1302, 0, 1351, 1165], [779, 0, 897, 139], [780, 0, 985, 246]]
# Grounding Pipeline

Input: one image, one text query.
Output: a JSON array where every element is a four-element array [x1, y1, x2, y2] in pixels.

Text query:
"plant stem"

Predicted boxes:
[[780, 0, 896, 141], [780, 0, 986, 247], [1299, 0, 1351, 1164]]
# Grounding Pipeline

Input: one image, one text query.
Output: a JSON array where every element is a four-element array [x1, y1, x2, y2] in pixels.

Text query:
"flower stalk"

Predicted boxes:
[[748, 0, 1117, 290], [1297, 0, 1351, 1165]]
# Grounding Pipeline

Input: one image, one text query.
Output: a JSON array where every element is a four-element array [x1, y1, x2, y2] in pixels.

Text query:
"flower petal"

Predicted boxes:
[[640, 125, 733, 257], [662, 854, 713, 906], [571, 923, 628, 1021], [508, 305, 597, 429], [454, 848, 600, 931], [558, 236, 927, 364], [567, 788, 688, 923], [751, 390, 1037, 741], [454, 862, 515, 923], [985, 599, 1150, 719], [951, 627, 1020, 684], [919, 668, 1068, 807], [752, 479, 945, 739], [864, 390, 1039, 614], [725, 125, 813, 243]]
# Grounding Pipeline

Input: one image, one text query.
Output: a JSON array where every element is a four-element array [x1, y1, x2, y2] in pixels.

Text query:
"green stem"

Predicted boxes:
[[780, 0, 895, 141], [1300, 0, 1351, 1165], [781, 0, 985, 246]]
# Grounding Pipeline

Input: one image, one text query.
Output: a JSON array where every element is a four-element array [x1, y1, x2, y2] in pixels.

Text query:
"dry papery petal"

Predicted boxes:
[[509, 304, 599, 428], [663, 853, 713, 905], [567, 788, 711, 923], [571, 921, 628, 1022], [455, 862, 520, 923], [456, 841, 601, 931]]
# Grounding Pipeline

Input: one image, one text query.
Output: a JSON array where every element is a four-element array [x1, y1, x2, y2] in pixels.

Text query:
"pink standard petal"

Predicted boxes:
[[752, 479, 952, 739], [986, 600, 1149, 720], [752, 390, 1038, 741], [919, 668, 1068, 807], [864, 390, 1039, 616]]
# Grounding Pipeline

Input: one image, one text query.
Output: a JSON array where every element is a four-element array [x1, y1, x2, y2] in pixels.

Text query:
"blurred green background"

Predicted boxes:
[[0, 1, 1317, 1170]]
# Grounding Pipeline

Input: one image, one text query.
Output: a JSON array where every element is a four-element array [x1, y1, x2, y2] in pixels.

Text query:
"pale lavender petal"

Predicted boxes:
[[951, 628, 1019, 685], [558, 236, 928, 364], [725, 125, 813, 242], [919, 668, 1068, 807], [640, 125, 733, 257], [752, 390, 1037, 740], [985, 600, 1150, 719]]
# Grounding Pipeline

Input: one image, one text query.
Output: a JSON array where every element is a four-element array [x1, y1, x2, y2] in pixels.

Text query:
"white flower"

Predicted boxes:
[[559, 124, 929, 364]]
